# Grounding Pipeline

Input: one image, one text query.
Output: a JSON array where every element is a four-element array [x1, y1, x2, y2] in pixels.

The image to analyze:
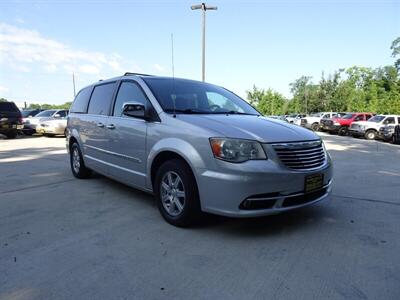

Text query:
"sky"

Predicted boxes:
[[0, 0, 399, 107]]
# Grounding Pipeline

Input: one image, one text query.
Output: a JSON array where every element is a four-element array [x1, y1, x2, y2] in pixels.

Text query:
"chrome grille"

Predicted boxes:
[[273, 141, 326, 170]]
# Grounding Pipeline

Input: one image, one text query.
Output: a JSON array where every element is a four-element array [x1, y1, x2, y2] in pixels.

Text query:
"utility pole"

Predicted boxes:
[[191, 3, 217, 82], [72, 73, 76, 98]]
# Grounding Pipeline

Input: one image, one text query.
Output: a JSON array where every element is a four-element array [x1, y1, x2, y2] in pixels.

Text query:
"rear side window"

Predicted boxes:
[[70, 87, 92, 113], [88, 83, 116, 116], [0, 102, 19, 112], [384, 117, 395, 124]]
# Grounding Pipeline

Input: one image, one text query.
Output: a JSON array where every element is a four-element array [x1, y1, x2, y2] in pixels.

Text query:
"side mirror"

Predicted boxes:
[[122, 103, 146, 119], [54, 114, 61, 118]]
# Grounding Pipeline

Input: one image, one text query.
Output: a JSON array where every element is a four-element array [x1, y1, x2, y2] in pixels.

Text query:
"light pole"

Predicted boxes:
[[191, 3, 217, 82]]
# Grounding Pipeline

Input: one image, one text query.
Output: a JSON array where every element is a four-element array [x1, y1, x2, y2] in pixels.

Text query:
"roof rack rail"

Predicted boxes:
[[124, 72, 153, 77]]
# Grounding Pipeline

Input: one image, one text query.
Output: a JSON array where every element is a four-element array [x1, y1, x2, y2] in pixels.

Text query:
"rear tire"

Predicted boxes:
[[70, 142, 92, 179], [6, 131, 17, 139], [364, 130, 377, 140], [154, 159, 201, 227]]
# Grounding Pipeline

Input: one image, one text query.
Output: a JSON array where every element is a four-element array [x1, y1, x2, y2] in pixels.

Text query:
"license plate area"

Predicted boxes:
[[305, 173, 324, 193]]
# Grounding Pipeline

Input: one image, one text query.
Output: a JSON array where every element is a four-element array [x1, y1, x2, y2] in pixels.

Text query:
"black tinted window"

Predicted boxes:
[[385, 117, 395, 124], [0, 102, 19, 112], [113, 82, 148, 117], [57, 110, 68, 117], [71, 87, 92, 113], [88, 83, 116, 116]]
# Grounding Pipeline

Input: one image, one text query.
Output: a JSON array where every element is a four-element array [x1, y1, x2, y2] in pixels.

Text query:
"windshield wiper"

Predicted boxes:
[[164, 108, 209, 114], [211, 110, 259, 116]]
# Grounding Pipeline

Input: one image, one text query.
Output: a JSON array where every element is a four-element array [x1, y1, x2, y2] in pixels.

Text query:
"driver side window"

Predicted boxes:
[[113, 81, 148, 117], [354, 115, 364, 121], [206, 92, 244, 112]]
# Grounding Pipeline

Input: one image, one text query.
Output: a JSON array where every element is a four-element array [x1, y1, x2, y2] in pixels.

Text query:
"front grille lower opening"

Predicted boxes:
[[282, 188, 327, 208]]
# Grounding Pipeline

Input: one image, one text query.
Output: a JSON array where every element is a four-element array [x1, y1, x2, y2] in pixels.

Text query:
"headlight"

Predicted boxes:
[[209, 138, 267, 163], [334, 122, 340, 126]]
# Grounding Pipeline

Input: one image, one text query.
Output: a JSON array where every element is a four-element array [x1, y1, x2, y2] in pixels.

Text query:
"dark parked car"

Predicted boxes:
[[0, 101, 23, 139]]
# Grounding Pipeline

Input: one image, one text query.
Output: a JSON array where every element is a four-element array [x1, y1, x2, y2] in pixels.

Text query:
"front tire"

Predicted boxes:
[[364, 130, 377, 140], [70, 142, 91, 179], [311, 123, 319, 131], [154, 159, 201, 227], [338, 127, 348, 136]]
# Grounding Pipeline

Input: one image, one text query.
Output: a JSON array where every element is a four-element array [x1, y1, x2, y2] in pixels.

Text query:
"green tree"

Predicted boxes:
[[247, 86, 287, 115], [391, 37, 400, 70]]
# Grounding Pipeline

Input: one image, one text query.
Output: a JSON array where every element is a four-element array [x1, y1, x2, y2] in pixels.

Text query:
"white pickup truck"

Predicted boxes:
[[300, 112, 341, 131], [349, 115, 400, 140]]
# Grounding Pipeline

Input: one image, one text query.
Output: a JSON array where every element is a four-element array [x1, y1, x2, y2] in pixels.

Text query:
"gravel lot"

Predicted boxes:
[[1, 133, 399, 299]]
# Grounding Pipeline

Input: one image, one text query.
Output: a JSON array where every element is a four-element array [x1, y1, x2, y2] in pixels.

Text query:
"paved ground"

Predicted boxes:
[[0, 133, 399, 300]]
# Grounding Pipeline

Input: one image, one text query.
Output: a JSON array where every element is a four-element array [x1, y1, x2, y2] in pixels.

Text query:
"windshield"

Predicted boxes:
[[36, 110, 56, 117], [342, 113, 355, 119], [21, 110, 34, 117], [143, 78, 259, 115], [368, 115, 385, 122]]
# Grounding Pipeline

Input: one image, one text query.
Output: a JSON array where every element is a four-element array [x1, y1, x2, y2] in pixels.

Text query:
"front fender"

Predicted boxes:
[[146, 137, 207, 189]]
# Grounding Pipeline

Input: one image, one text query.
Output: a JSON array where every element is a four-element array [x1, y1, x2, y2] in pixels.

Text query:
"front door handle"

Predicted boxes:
[[106, 124, 115, 130], [97, 122, 105, 128]]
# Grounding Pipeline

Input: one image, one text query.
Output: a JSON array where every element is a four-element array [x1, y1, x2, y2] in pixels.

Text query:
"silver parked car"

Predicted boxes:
[[36, 118, 68, 137], [23, 109, 69, 135], [67, 73, 333, 226]]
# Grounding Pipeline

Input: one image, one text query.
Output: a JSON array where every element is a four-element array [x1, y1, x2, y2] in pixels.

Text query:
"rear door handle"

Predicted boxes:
[[97, 122, 105, 128], [106, 124, 115, 129]]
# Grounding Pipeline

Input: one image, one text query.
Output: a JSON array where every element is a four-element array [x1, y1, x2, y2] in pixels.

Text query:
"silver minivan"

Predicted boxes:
[[67, 73, 333, 226]]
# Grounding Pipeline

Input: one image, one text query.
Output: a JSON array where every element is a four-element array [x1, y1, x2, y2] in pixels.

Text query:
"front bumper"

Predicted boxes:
[[349, 129, 364, 137], [196, 157, 333, 217], [377, 132, 393, 141], [322, 124, 340, 132]]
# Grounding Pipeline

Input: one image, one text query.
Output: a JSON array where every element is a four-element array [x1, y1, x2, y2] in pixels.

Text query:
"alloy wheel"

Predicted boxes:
[[72, 148, 81, 174], [160, 171, 186, 216]]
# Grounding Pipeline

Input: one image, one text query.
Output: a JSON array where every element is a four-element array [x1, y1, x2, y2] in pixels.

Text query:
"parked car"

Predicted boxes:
[[378, 117, 400, 142], [21, 109, 43, 120], [36, 118, 68, 137], [349, 115, 400, 140], [23, 109, 69, 135], [0, 101, 23, 139], [300, 112, 344, 131], [286, 114, 307, 124], [267, 115, 288, 122], [320, 113, 374, 136], [67, 74, 333, 227]]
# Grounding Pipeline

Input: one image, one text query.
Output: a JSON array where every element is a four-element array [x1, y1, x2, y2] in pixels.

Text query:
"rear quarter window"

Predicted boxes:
[[70, 87, 92, 113], [87, 82, 116, 116]]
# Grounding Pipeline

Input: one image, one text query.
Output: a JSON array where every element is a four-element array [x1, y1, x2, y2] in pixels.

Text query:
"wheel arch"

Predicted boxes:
[[147, 138, 206, 190]]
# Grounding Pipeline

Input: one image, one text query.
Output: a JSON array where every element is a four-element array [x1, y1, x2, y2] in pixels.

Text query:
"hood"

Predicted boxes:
[[26, 117, 53, 125], [41, 119, 67, 125], [351, 121, 369, 126], [176, 114, 319, 143]]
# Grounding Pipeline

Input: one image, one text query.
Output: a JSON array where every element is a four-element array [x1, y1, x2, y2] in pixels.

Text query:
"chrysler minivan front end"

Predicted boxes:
[[68, 74, 333, 226]]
